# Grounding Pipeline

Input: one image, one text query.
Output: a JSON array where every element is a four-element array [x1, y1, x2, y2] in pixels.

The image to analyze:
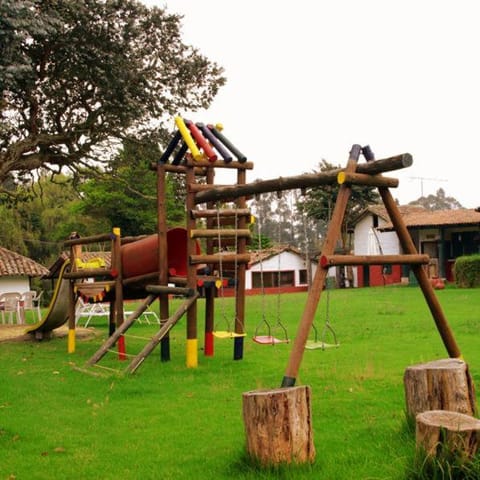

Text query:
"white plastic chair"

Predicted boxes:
[[20, 291, 43, 323], [0, 292, 22, 324], [75, 298, 109, 327]]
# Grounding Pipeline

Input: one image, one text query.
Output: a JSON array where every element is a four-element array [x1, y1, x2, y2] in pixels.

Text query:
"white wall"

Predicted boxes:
[[245, 251, 318, 289], [0, 276, 30, 295]]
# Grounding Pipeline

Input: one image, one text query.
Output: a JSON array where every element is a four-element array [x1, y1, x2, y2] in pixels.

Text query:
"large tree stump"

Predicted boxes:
[[416, 410, 480, 460], [242, 385, 315, 465], [404, 359, 476, 420]]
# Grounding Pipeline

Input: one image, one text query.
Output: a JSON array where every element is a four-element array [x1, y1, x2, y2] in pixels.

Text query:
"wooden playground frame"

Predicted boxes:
[[62, 119, 460, 378]]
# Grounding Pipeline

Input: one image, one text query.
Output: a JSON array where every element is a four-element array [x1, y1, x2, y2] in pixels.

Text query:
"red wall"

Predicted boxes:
[[356, 265, 402, 287]]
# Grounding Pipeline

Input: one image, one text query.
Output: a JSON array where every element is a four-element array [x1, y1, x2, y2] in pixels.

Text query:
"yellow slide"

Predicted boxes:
[[25, 259, 71, 337]]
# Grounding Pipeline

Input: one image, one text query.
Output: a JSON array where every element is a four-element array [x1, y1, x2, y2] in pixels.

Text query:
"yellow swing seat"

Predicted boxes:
[[213, 330, 246, 339]]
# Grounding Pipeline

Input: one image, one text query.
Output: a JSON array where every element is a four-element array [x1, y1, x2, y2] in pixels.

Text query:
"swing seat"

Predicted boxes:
[[213, 330, 246, 339], [253, 335, 289, 345], [305, 340, 340, 350]]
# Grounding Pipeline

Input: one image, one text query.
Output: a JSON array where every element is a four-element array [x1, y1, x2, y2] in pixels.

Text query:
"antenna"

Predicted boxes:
[[408, 176, 448, 197]]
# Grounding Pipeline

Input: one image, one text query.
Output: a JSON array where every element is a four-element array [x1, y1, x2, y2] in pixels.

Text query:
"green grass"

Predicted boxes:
[[1, 285, 480, 479]]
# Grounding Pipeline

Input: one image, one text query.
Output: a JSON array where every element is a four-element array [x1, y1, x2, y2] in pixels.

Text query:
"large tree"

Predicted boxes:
[[0, 0, 225, 195]]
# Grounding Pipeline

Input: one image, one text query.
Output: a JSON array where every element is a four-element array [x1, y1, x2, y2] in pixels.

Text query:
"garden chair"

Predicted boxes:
[[20, 290, 43, 323], [76, 298, 109, 327], [0, 292, 22, 324]]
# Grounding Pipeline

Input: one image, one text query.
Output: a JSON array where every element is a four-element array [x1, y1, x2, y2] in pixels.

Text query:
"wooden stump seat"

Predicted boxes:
[[416, 410, 480, 460], [242, 385, 315, 465], [404, 359, 476, 421]]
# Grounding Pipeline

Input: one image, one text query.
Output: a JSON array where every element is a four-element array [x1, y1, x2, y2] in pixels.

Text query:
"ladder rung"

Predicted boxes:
[[190, 229, 251, 239], [190, 253, 251, 265], [190, 208, 251, 219]]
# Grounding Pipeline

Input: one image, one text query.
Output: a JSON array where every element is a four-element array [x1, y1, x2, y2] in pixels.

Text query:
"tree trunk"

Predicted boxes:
[[404, 359, 477, 421], [242, 385, 315, 465], [416, 410, 480, 460]]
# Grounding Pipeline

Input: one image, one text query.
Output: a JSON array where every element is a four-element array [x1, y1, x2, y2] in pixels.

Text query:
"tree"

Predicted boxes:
[[408, 188, 463, 210], [0, 0, 225, 195], [78, 137, 186, 236], [298, 160, 380, 250]]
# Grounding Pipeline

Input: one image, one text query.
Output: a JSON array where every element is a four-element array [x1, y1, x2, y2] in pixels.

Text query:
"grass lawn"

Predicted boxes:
[[1, 285, 479, 479]]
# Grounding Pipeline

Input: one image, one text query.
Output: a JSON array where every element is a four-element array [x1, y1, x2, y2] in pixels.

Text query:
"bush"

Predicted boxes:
[[454, 255, 480, 287]]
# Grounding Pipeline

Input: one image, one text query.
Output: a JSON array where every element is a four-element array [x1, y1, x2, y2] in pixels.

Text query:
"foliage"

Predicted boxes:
[[0, 0, 225, 194], [453, 255, 480, 288], [78, 138, 186, 236], [298, 160, 380, 250], [408, 188, 463, 210], [409, 446, 480, 480], [8, 173, 109, 263]]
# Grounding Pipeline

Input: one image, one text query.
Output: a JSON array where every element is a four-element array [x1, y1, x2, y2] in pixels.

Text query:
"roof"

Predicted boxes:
[[0, 247, 49, 277], [379, 207, 480, 230], [248, 245, 307, 267], [354, 204, 427, 225]]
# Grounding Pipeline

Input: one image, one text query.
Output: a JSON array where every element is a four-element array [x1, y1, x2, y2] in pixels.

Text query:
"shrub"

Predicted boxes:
[[454, 255, 480, 287]]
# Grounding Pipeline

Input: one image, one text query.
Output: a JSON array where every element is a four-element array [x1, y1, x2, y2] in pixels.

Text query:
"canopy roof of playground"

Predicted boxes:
[[46, 251, 111, 279], [0, 246, 49, 278]]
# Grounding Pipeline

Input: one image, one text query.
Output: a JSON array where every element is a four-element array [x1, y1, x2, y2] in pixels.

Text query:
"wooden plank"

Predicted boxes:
[[337, 171, 399, 188]]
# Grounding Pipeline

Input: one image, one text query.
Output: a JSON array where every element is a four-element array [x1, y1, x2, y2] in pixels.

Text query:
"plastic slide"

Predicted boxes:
[[25, 259, 71, 337]]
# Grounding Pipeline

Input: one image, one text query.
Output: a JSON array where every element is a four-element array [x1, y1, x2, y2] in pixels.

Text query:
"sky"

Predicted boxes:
[[141, 0, 480, 208]]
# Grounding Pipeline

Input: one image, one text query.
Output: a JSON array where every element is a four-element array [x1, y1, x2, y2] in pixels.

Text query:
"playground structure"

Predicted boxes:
[[25, 118, 462, 380]]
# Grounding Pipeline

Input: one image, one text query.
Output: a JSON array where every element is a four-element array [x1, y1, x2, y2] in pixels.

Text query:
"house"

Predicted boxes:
[[0, 246, 49, 295], [245, 245, 319, 294], [352, 205, 480, 287]]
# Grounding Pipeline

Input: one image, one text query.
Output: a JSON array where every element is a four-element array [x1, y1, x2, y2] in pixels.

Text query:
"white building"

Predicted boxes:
[[245, 245, 318, 293]]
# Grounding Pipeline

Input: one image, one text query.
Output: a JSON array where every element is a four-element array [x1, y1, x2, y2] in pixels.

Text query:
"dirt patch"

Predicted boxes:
[[0, 324, 98, 343]]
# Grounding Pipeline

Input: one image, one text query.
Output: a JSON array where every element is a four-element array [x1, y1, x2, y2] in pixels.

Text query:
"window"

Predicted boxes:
[[252, 271, 295, 288]]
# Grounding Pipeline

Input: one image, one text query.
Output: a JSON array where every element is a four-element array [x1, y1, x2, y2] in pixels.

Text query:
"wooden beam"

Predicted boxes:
[[320, 254, 429, 267], [337, 171, 399, 188], [195, 153, 412, 204]]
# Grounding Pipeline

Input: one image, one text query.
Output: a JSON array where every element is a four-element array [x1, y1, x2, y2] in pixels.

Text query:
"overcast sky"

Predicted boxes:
[[142, 0, 480, 208]]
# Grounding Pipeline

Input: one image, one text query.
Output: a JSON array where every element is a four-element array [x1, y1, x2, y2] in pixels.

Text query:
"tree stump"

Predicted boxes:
[[416, 410, 480, 460], [242, 385, 315, 465], [404, 359, 476, 421]]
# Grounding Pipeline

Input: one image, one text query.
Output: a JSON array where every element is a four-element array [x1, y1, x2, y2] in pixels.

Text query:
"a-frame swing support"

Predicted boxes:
[[280, 145, 461, 387]]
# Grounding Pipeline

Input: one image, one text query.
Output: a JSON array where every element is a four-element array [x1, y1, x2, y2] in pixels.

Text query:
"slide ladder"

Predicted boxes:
[[84, 287, 197, 375]]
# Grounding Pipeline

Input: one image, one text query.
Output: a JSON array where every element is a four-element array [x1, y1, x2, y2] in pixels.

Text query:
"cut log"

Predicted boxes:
[[416, 410, 480, 459], [404, 359, 477, 421], [242, 385, 315, 465]]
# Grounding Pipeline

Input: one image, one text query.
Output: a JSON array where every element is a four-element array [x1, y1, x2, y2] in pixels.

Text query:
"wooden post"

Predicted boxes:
[[281, 144, 362, 387], [157, 162, 170, 362], [404, 359, 477, 421], [416, 410, 480, 460], [242, 386, 315, 465]]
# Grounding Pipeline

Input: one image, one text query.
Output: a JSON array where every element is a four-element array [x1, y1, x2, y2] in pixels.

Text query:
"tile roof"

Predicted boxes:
[[379, 207, 480, 230], [0, 247, 49, 277], [249, 245, 307, 266]]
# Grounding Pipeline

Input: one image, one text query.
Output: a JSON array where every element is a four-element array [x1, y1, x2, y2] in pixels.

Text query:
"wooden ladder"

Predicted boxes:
[[85, 287, 198, 375]]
